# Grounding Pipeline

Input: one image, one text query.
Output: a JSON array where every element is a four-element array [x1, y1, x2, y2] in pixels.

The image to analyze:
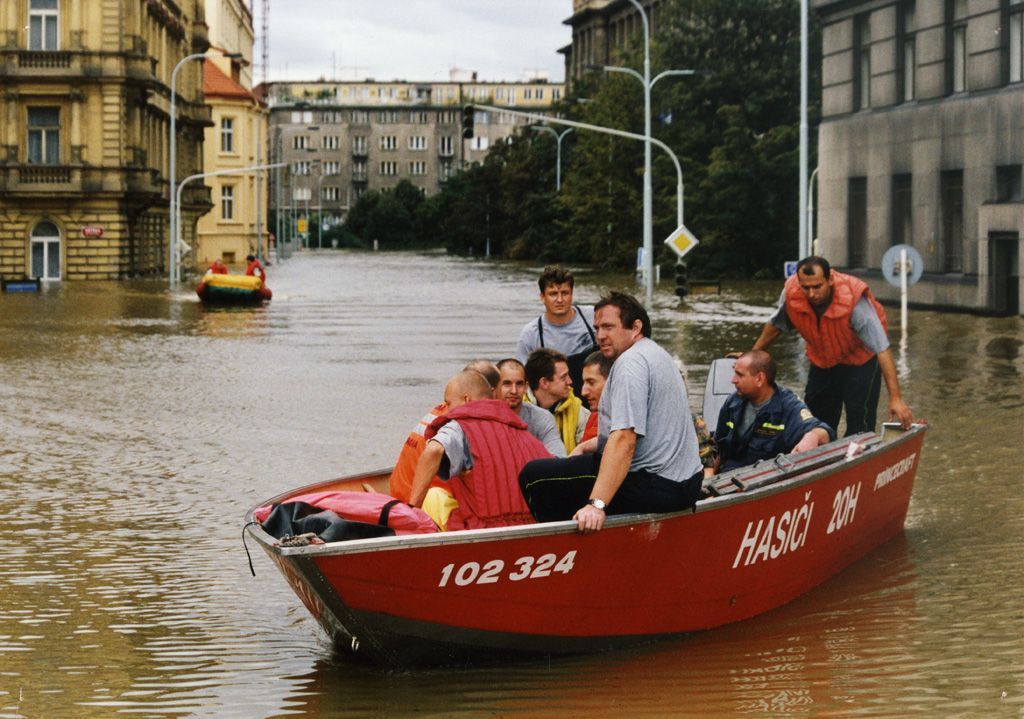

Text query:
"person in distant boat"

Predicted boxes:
[[388, 360, 500, 504], [245, 254, 267, 285], [408, 370, 551, 530], [710, 351, 834, 476], [525, 348, 589, 454], [516, 265, 598, 392], [519, 291, 704, 534], [496, 358, 566, 458], [207, 258, 228, 274], [751, 256, 913, 434]]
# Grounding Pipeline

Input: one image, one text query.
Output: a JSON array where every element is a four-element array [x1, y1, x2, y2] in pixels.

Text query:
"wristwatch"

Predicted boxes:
[[587, 498, 607, 511]]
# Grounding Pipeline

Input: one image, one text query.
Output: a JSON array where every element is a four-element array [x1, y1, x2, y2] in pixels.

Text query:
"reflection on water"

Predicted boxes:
[[0, 251, 1021, 718]]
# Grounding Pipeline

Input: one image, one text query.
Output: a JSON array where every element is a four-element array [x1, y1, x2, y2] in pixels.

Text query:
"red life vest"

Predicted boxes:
[[581, 410, 598, 443], [388, 403, 448, 503], [784, 271, 888, 369], [426, 399, 551, 530]]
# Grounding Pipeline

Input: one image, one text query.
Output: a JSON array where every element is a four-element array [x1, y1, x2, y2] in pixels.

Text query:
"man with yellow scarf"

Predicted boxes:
[[525, 348, 590, 454]]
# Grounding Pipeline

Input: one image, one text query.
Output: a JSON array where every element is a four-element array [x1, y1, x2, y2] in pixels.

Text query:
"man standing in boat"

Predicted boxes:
[[408, 370, 551, 530], [519, 292, 704, 534], [751, 256, 913, 435], [245, 254, 267, 287], [711, 351, 834, 475], [516, 266, 598, 392], [524, 348, 590, 454]]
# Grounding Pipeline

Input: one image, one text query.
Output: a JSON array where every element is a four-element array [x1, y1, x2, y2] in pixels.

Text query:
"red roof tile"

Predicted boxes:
[[203, 59, 258, 103]]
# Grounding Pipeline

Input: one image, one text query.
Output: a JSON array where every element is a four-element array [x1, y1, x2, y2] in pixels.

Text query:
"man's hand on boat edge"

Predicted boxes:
[[573, 502, 606, 534]]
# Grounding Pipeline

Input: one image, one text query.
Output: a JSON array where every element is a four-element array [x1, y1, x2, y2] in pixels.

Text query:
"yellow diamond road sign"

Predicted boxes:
[[664, 223, 699, 258]]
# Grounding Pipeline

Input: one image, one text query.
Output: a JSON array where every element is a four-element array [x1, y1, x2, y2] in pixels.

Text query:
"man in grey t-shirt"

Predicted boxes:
[[496, 358, 566, 458], [519, 292, 703, 533]]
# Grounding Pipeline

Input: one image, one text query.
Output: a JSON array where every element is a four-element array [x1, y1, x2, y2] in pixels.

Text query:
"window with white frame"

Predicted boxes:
[[293, 187, 311, 201], [898, 1, 916, 103], [293, 160, 310, 175], [352, 136, 368, 154], [853, 13, 871, 110], [379, 161, 398, 176], [220, 117, 234, 153], [351, 110, 369, 124], [290, 111, 313, 123], [1009, 7, 1023, 84], [553, 88, 561, 101], [353, 160, 367, 178], [439, 135, 454, 156], [470, 136, 489, 151], [293, 135, 309, 149], [438, 110, 456, 124], [27, 107, 59, 164], [536, 88, 545, 100], [322, 135, 339, 149], [322, 160, 340, 175], [30, 220, 60, 280], [952, 24, 967, 93], [409, 161, 427, 175], [379, 135, 397, 150], [411, 111, 429, 124], [221, 185, 235, 220], [408, 136, 427, 150], [323, 186, 341, 201], [440, 160, 454, 179], [495, 87, 506, 100], [523, 88, 533, 100], [29, 0, 59, 51]]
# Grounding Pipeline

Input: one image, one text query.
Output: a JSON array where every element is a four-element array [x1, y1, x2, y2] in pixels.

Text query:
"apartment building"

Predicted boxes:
[[263, 73, 564, 232], [196, 0, 267, 269], [0, 0, 212, 281], [814, 0, 1023, 315]]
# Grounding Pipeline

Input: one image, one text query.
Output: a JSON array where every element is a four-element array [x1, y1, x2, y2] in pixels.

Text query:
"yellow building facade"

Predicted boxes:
[[0, 0, 211, 281]]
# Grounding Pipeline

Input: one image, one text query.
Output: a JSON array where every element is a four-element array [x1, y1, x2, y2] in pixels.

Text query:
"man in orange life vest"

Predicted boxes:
[[387, 360, 499, 503], [751, 256, 914, 435], [245, 254, 267, 286], [408, 370, 551, 530]]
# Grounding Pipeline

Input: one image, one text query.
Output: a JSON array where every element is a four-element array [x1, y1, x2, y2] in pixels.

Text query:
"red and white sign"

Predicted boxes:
[[81, 226, 104, 238]]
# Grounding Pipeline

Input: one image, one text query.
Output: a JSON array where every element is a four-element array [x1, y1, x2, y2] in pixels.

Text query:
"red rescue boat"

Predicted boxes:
[[245, 424, 926, 668]]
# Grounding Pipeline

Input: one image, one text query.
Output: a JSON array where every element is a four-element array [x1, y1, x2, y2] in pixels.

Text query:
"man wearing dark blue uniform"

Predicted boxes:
[[712, 351, 835, 474]]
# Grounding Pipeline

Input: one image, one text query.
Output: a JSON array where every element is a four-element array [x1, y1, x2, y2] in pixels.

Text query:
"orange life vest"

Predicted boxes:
[[388, 403, 448, 503], [784, 271, 888, 369], [426, 399, 550, 530], [581, 410, 598, 443]]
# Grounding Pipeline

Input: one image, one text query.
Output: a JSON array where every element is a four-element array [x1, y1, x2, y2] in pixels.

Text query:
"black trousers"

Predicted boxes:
[[804, 356, 882, 436], [518, 453, 703, 523]]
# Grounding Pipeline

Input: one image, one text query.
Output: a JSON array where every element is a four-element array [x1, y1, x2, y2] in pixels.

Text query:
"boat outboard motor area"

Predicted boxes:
[[702, 357, 737, 430]]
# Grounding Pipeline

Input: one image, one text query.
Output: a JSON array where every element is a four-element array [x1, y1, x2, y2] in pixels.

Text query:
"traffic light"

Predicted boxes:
[[674, 260, 689, 298], [461, 104, 475, 139]]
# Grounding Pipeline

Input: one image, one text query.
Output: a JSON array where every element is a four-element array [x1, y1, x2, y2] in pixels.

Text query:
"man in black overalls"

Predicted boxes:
[[515, 265, 598, 392]]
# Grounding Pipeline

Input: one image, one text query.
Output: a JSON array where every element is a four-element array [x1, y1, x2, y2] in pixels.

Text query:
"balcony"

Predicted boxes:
[[351, 147, 368, 158], [438, 147, 455, 158], [18, 51, 72, 69], [18, 165, 73, 184], [352, 172, 368, 183]]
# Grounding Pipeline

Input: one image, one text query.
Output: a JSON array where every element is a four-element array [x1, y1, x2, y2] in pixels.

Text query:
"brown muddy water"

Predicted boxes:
[[0, 250, 1021, 718]]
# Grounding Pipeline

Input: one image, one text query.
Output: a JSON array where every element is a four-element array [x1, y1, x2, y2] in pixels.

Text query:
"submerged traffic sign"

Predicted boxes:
[[664, 223, 699, 258]]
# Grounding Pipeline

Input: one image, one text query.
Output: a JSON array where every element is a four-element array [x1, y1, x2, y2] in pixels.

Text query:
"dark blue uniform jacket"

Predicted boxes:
[[715, 384, 835, 472]]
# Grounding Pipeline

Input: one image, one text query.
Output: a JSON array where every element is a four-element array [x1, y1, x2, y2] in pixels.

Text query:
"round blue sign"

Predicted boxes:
[[881, 244, 924, 287]]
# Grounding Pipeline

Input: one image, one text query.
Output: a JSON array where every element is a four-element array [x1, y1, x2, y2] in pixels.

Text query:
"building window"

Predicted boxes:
[[408, 136, 427, 150], [891, 174, 913, 247], [353, 161, 367, 180], [996, 164, 1023, 201], [352, 136, 367, 154], [553, 88, 561, 101], [351, 111, 369, 124], [293, 160, 310, 175], [379, 161, 398, 176], [30, 220, 60, 280], [220, 117, 234, 153], [853, 13, 871, 110], [322, 160, 340, 175], [952, 25, 967, 93], [438, 110, 456, 124], [323, 186, 341, 201], [940, 170, 964, 272], [290, 111, 313, 124], [523, 88, 533, 100], [292, 187, 311, 201], [379, 135, 397, 151], [27, 107, 60, 164], [440, 160, 454, 179], [409, 161, 427, 175], [897, 2, 916, 102], [1009, 7, 1023, 83], [469, 136, 489, 151], [221, 185, 235, 220], [292, 135, 308, 150], [439, 135, 454, 156], [848, 177, 868, 267], [29, 0, 59, 51], [322, 135, 339, 149]]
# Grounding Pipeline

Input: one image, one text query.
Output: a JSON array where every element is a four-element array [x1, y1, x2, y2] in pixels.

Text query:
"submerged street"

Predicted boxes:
[[0, 251, 1022, 718]]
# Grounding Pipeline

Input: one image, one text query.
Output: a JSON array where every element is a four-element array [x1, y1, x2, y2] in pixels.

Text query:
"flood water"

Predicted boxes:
[[1, 251, 1021, 718]]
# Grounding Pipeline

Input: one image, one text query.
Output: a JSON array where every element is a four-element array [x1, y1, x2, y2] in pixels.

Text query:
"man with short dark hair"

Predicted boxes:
[[578, 350, 612, 445], [516, 265, 598, 392], [519, 291, 703, 533], [752, 256, 913, 434], [496, 358, 566, 457], [712, 351, 834, 474], [525, 348, 590, 454]]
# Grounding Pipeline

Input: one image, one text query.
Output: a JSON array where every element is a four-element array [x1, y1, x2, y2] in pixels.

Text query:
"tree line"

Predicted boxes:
[[328, 0, 820, 279]]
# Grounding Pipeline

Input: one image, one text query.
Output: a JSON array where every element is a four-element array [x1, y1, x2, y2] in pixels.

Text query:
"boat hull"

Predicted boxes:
[[248, 426, 925, 667]]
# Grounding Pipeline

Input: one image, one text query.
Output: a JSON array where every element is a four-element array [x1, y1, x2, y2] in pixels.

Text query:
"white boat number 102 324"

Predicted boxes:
[[438, 551, 577, 588]]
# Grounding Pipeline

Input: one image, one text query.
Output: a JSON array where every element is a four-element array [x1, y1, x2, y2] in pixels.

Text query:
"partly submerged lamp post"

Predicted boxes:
[[168, 51, 241, 286]]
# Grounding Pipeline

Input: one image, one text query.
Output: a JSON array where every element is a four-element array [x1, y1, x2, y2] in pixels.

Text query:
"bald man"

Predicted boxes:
[[409, 370, 551, 530]]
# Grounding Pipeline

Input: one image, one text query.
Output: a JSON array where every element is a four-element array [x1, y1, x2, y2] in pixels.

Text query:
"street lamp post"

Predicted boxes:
[[530, 125, 574, 191], [315, 168, 329, 249], [168, 51, 241, 286]]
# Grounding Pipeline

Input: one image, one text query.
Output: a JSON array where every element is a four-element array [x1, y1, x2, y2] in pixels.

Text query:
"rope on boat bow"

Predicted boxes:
[[242, 521, 258, 577]]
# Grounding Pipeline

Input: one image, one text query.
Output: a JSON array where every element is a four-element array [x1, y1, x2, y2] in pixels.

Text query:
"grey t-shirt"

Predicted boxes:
[[769, 291, 889, 354], [431, 421, 472, 479], [517, 401, 567, 457], [598, 338, 702, 483], [516, 305, 597, 362]]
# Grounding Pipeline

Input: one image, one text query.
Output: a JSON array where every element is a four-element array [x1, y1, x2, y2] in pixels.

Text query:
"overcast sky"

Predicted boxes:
[[264, 1, 572, 84]]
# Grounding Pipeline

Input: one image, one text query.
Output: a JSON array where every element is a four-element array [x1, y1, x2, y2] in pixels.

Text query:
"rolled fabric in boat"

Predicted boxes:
[[255, 491, 438, 534]]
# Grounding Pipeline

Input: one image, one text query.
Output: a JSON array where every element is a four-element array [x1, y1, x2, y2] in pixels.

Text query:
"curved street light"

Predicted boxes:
[[529, 124, 574, 191]]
